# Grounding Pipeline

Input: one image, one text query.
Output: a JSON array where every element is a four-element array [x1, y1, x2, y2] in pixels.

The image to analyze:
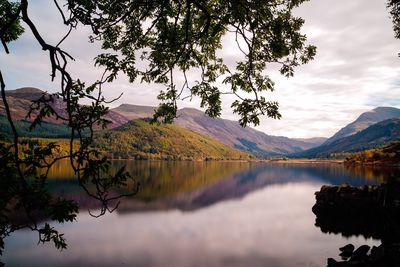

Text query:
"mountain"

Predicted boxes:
[[112, 104, 155, 120], [175, 108, 320, 156], [292, 137, 327, 147], [292, 118, 400, 158], [323, 107, 400, 145], [110, 104, 323, 157], [0, 87, 129, 128], [93, 119, 252, 160]]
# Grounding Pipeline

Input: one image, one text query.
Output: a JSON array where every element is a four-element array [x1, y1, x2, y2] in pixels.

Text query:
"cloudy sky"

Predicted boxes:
[[1, 0, 399, 138]]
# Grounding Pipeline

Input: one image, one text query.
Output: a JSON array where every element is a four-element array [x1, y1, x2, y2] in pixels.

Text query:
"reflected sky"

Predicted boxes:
[[44, 161, 388, 212], [4, 162, 394, 267]]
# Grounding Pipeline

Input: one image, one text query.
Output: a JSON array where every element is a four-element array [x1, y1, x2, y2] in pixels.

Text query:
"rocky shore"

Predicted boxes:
[[312, 182, 400, 267]]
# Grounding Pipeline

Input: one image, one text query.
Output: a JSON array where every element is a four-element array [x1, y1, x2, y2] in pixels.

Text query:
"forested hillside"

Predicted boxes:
[[93, 120, 252, 160]]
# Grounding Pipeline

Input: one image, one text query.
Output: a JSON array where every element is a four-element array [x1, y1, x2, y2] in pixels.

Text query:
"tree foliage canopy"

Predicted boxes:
[[0, 0, 316, 265], [388, 0, 400, 39], [65, 0, 316, 126]]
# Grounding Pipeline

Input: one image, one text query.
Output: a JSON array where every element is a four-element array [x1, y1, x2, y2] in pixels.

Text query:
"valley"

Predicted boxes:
[[1, 87, 400, 161]]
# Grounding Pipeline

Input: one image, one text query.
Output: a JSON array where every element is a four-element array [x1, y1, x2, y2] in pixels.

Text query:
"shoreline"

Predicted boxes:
[[108, 158, 345, 164], [344, 160, 400, 167], [264, 159, 344, 164]]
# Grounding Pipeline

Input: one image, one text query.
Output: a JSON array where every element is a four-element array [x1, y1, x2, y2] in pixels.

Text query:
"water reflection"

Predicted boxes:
[[45, 161, 389, 212], [4, 161, 400, 267]]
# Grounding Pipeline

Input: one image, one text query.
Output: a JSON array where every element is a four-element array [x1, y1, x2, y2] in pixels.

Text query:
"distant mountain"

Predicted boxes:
[[292, 118, 400, 158], [93, 119, 252, 160], [112, 104, 155, 120], [6, 87, 44, 95], [175, 108, 320, 156], [323, 107, 400, 145], [0, 87, 129, 128], [292, 137, 327, 147], [111, 104, 323, 157]]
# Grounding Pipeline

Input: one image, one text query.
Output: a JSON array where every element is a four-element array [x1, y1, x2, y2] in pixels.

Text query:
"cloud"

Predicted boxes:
[[1, 0, 399, 138], [248, 0, 400, 138]]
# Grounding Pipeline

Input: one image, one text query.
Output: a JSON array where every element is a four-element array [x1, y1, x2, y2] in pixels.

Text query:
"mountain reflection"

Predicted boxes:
[[6, 162, 400, 267], [45, 161, 393, 214]]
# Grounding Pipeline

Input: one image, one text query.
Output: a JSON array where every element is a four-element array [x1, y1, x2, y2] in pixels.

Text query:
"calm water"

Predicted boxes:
[[3, 161, 398, 267]]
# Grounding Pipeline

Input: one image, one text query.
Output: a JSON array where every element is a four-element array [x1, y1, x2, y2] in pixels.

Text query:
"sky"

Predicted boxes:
[[1, 0, 400, 138]]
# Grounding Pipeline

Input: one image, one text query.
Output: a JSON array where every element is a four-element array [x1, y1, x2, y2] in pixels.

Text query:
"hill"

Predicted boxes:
[[323, 107, 400, 145], [345, 142, 400, 165], [92, 119, 252, 160], [292, 118, 400, 158], [0, 115, 73, 139], [0, 87, 129, 128], [0, 115, 251, 161], [111, 104, 323, 157]]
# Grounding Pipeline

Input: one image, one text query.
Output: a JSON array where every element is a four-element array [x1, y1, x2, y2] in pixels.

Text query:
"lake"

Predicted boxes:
[[3, 161, 397, 267]]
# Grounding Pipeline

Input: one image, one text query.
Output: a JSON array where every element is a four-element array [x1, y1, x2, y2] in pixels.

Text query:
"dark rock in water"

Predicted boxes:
[[369, 245, 384, 262], [314, 181, 400, 267], [327, 258, 337, 266], [327, 243, 400, 267], [350, 245, 370, 261], [339, 244, 355, 253], [312, 182, 400, 241], [313, 183, 383, 214], [339, 244, 355, 259], [338, 251, 352, 260]]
